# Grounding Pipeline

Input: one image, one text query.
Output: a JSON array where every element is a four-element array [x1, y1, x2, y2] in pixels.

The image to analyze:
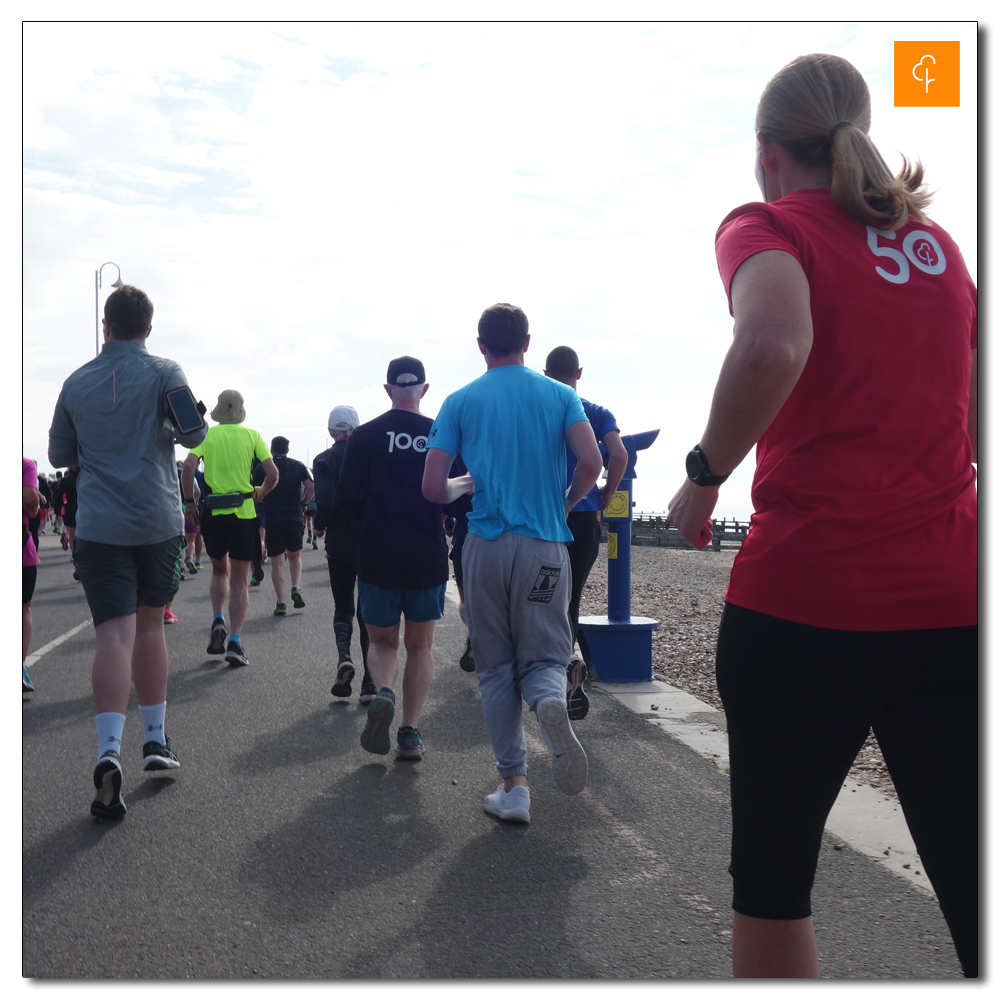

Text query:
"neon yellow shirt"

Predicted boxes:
[[190, 424, 271, 519]]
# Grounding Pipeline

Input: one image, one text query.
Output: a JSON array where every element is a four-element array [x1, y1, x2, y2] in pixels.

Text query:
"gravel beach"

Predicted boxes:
[[578, 542, 895, 796]]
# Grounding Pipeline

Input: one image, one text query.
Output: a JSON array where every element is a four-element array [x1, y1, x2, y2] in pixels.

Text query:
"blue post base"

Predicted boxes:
[[577, 615, 659, 683]]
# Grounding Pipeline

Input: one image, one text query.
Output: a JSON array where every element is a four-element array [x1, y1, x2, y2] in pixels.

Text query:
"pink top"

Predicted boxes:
[[23, 457, 39, 567]]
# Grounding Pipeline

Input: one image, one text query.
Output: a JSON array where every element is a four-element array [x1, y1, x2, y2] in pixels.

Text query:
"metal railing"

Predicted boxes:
[[601, 513, 751, 551]]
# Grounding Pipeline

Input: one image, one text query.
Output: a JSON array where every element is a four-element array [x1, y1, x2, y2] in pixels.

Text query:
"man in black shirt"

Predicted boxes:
[[261, 437, 314, 615], [333, 357, 448, 762]]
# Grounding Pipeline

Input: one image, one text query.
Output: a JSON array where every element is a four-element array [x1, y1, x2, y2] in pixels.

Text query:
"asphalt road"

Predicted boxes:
[[22, 533, 963, 979]]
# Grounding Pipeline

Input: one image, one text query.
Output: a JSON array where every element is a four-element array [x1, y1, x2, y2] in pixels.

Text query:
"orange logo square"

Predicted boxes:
[[894, 41, 960, 107]]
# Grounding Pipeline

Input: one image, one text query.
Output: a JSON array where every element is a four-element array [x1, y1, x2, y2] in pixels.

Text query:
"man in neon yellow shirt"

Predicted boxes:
[[182, 390, 277, 666]]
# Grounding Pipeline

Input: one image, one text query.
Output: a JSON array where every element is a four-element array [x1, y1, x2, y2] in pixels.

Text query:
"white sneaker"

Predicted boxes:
[[483, 783, 531, 823], [536, 697, 588, 795]]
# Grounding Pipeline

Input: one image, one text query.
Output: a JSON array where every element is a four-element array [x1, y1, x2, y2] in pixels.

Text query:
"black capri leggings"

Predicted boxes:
[[327, 556, 369, 660], [716, 602, 978, 977]]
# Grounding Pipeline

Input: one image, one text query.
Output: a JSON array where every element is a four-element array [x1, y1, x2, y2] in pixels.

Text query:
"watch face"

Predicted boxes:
[[685, 449, 702, 482]]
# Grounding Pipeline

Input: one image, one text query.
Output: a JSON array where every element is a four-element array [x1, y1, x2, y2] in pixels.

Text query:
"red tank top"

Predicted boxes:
[[715, 188, 977, 630]]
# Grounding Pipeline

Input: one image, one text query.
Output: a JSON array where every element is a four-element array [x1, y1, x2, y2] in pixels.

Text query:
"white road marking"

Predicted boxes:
[[25, 618, 92, 668]]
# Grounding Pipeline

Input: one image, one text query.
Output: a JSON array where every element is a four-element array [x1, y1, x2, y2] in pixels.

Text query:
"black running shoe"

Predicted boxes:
[[331, 659, 355, 697], [274, 602, 287, 616], [360, 695, 394, 755], [207, 620, 227, 655], [91, 750, 126, 819], [291, 587, 305, 609], [142, 737, 180, 771], [459, 635, 476, 672], [225, 639, 249, 667], [566, 655, 590, 721], [359, 674, 377, 705]]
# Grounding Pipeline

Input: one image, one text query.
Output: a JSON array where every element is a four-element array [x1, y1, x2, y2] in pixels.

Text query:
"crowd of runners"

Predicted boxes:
[[23, 53, 978, 978], [24, 291, 620, 852]]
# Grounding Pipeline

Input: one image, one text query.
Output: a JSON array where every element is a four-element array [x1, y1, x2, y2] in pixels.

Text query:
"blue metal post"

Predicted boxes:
[[577, 430, 660, 683], [606, 478, 632, 622]]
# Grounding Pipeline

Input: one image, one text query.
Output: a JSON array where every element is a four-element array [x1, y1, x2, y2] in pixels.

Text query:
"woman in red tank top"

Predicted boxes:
[[668, 53, 977, 978]]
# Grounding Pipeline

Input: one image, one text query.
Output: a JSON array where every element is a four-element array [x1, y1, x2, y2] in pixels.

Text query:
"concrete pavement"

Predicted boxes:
[[22, 534, 963, 978]]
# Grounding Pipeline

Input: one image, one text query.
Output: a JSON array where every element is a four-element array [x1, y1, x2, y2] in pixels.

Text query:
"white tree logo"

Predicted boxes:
[[912, 54, 936, 94]]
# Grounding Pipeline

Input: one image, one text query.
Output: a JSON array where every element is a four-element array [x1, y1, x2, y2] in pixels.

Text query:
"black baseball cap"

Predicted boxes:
[[386, 356, 426, 387]]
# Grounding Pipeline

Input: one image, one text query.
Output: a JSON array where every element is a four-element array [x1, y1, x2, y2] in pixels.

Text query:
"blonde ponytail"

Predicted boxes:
[[756, 54, 933, 231]]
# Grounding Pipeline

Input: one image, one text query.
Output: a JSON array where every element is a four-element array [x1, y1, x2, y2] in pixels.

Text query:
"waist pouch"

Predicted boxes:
[[205, 491, 253, 511]]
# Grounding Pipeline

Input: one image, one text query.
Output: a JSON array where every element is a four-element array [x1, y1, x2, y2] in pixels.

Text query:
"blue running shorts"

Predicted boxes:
[[357, 581, 447, 626]]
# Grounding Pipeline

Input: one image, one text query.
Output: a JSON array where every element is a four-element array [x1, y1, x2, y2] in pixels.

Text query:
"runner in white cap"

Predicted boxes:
[[312, 405, 374, 703]]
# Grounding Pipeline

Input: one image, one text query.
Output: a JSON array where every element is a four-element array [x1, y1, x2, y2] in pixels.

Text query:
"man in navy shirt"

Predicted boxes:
[[334, 358, 449, 762], [544, 346, 628, 719]]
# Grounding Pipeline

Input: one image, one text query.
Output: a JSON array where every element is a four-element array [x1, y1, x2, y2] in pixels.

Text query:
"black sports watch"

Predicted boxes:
[[685, 445, 730, 487]]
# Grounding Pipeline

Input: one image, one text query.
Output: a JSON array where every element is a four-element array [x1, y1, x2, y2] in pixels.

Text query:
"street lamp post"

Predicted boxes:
[[95, 263, 124, 355]]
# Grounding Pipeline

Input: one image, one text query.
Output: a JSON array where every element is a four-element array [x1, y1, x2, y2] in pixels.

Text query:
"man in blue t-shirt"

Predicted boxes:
[[544, 346, 629, 720], [423, 303, 603, 824]]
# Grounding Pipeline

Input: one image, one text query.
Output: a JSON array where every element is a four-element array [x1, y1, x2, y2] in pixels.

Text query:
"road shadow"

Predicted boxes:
[[228, 706, 361, 774], [22, 776, 176, 906], [160, 658, 254, 698], [300, 562, 330, 575], [21, 691, 98, 737], [240, 764, 441, 925], [418, 682, 493, 757], [28, 585, 90, 608], [23, 818, 118, 906], [418, 829, 590, 977]]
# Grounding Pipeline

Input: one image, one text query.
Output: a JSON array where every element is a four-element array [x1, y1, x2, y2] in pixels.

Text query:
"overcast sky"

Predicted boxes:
[[22, 20, 978, 517]]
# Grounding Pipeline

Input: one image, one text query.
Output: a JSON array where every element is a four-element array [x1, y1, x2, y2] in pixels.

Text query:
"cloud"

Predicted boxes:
[[23, 21, 978, 511]]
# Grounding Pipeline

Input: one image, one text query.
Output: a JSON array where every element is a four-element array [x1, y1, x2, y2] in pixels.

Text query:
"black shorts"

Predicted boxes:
[[75, 535, 184, 627], [201, 513, 260, 563], [23, 564, 37, 604], [266, 518, 304, 557], [717, 602, 978, 975]]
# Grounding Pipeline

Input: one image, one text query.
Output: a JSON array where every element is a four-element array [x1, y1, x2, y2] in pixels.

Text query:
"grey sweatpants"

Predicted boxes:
[[463, 531, 572, 778]]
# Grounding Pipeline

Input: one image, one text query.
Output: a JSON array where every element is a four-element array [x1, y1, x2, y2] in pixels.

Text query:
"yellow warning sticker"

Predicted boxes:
[[604, 490, 629, 518], [607, 532, 618, 559]]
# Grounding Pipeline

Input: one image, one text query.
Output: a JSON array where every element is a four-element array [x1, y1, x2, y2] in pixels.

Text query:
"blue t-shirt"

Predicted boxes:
[[569, 398, 619, 512], [428, 365, 589, 543]]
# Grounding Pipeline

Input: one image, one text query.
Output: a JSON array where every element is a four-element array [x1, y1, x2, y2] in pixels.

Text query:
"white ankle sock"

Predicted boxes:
[[96, 712, 126, 761], [138, 702, 166, 745]]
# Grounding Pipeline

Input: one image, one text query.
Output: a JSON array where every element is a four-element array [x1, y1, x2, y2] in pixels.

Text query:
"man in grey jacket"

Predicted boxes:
[[49, 285, 207, 820]]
